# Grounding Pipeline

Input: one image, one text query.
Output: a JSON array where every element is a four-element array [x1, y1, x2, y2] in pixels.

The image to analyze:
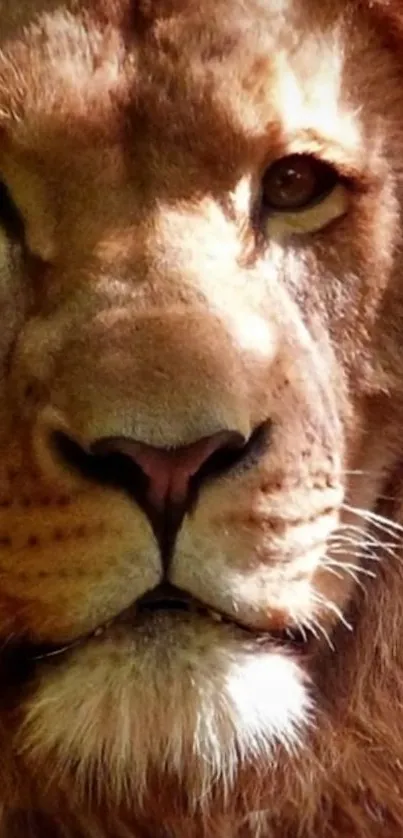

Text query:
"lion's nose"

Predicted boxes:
[[91, 430, 245, 510], [48, 422, 257, 555]]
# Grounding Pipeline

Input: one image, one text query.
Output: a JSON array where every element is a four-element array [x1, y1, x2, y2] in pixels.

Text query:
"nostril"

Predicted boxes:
[[91, 430, 246, 509], [51, 421, 270, 554], [50, 422, 270, 558], [52, 423, 270, 498]]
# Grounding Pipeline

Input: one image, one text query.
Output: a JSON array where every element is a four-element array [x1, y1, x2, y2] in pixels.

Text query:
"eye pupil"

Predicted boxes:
[[261, 154, 337, 213]]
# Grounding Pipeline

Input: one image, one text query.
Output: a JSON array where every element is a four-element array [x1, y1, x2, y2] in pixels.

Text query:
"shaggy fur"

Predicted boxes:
[[0, 0, 403, 835]]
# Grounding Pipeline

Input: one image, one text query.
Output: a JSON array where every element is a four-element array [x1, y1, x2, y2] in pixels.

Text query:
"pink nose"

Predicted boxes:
[[93, 430, 244, 509]]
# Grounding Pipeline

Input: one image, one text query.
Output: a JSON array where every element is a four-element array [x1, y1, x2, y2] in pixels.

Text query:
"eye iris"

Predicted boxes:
[[262, 154, 336, 212]]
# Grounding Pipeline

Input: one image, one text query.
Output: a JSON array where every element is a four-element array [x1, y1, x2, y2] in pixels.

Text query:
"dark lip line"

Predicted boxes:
[[6, 585, 313, 666], [29, 601, 267, 662]]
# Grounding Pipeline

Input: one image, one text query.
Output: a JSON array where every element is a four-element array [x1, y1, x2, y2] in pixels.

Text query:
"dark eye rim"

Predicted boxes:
[[0, 180, 25, 240], [260, 152, 341, 215]]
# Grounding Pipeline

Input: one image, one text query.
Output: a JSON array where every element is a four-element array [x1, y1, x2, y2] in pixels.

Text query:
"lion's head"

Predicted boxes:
[[0, 1, 403, 836]]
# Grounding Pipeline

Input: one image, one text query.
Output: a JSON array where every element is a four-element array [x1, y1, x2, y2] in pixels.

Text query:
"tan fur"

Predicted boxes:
[[0, 0, 402, 835]]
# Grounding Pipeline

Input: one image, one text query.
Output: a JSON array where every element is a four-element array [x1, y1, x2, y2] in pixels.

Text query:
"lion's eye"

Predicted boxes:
[[260, 153, 348, 236], [261, 154, 338, 213]]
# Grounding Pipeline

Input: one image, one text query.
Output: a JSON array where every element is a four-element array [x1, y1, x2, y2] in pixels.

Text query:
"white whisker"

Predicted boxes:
[[312, 591, 353, 632], [343, 504, 403, 537], [307, 617, 335, 651], [325, 560, 376, 579], [328, 547, 381, 563], [302, 618, 320, 642]]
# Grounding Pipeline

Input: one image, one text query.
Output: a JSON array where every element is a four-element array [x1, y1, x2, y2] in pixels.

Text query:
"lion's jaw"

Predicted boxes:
[[0, 0, 402, 834], [22, 620, 310, 808]]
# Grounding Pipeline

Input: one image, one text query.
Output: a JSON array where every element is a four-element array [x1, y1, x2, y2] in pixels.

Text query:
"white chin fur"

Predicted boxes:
[[20, 617, 312, 807]]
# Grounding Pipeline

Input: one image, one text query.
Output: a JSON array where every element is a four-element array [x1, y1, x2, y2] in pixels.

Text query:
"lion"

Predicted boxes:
[[0, 0, 402, 835]]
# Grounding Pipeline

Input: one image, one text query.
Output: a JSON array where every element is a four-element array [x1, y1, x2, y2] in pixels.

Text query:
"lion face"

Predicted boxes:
[[0, 0, 403, 831]]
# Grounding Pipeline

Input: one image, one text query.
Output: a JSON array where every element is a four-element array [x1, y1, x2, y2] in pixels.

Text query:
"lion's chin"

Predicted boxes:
[[18, 613, 311, 807]]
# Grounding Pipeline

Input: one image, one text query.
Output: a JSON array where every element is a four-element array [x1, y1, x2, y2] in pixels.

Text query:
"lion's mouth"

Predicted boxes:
[[3, 584, 313, 671], [4, 423, 315, 671]]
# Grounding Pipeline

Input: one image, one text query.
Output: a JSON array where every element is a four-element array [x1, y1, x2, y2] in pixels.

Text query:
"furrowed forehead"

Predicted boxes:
[[0, 3, 346, 130], [0, 0, 391, 195]]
